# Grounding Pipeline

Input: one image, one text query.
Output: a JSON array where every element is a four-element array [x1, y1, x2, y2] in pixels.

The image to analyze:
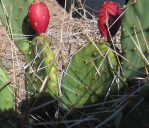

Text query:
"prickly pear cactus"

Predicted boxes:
[[120, 1, 149, 127], [25, 36, 59, 98], [121, 0, 149, 80], [0, 0, 34, 54], [0, 65, 13, 111], [0, 0, 58, 99], [61, 42, 121, 109]]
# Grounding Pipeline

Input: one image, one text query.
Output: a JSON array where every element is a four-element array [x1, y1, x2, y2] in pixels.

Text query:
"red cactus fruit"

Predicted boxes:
[[28, 2, 50, 34], [98, 1, 122, 39]]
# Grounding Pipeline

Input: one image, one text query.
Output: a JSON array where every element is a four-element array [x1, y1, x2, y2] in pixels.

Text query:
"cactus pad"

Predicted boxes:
[[0, 0, 34, 54], [121, 0, 149, 79], [61, 42, 120, 109], [25, 36, 58, 98]]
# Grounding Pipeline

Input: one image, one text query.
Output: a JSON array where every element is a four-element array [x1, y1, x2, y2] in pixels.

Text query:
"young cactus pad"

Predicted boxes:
[[0, 0, 34, 53], [121, 0, 149, 79], [61, 42, 120, 109], [25, 36, 58, 98], [0, 66, 13, 111]]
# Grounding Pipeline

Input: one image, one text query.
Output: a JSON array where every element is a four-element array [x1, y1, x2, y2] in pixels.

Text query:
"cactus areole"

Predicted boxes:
[[98, 1, 122, 39], [28, 2, 50, 34]]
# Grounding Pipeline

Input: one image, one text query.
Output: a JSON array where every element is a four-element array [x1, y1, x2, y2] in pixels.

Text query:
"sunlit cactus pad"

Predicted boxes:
[[61, 42, 121, 109]]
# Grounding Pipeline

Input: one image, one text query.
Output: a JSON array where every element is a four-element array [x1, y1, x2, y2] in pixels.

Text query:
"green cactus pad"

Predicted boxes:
[[121, 0, 149, 79], [0, 0, 34, 54], [25, 36, 59, 98], [61, 42, 120, 109], [0, 66, 13, 111]]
